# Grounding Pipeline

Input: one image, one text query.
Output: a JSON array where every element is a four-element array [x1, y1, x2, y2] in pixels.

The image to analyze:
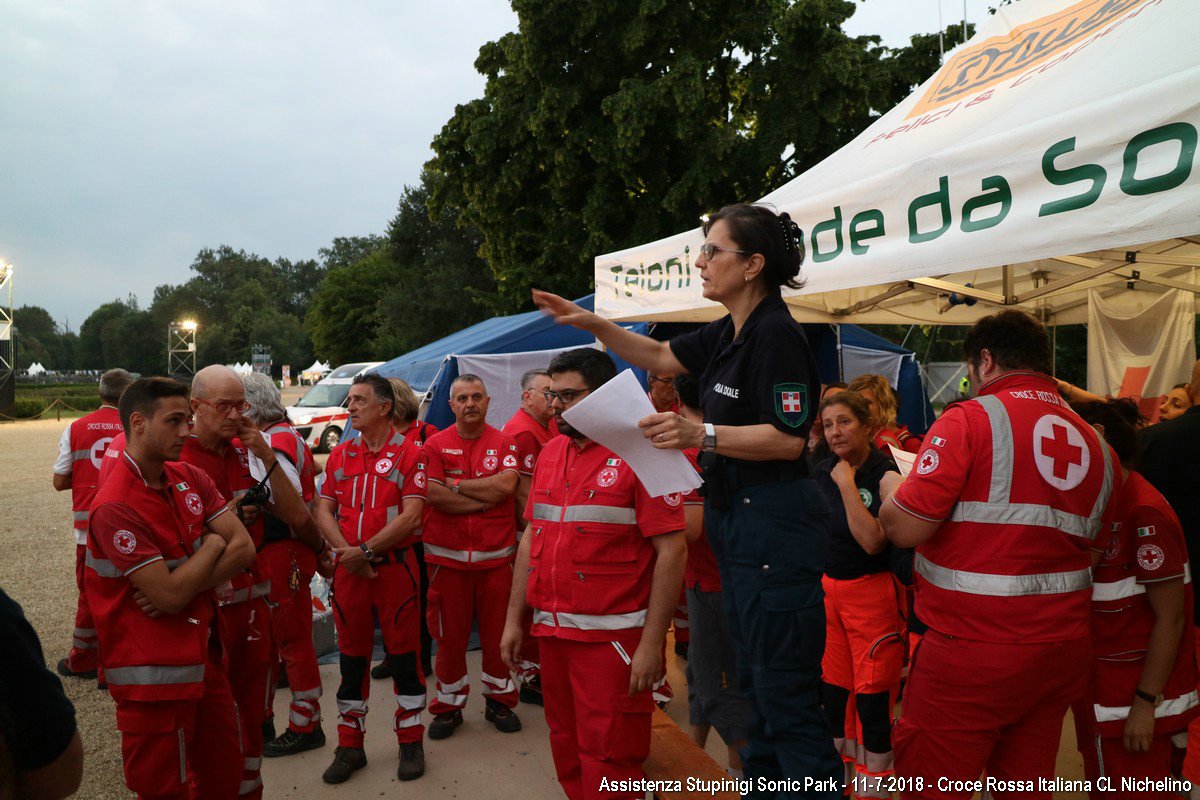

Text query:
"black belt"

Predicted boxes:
[[366, 547, 410, 566]]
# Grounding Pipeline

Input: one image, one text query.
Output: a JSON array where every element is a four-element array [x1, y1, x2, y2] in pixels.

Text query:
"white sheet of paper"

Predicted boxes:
[[561, 369, 703, 497], [888, 445, 916, 478]]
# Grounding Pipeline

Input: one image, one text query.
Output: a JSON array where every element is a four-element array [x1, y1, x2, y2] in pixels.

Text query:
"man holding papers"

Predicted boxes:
[[500, 348, 686, 800]]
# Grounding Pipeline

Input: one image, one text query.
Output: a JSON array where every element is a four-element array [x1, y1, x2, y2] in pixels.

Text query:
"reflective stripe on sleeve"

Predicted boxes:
[[1093, 563, 1191, 602], [914, 552, 1091, 597]]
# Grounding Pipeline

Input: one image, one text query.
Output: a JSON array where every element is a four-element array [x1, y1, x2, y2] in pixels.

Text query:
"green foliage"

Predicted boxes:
[[13, 305, 75, 369], [304, 244, 395, 365], [428, 0, 960, 312]]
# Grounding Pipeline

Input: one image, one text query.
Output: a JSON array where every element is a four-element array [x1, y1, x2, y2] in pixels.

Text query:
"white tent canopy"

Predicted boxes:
[[26, 361, 45, 375], [594, 0, 1200, 327]]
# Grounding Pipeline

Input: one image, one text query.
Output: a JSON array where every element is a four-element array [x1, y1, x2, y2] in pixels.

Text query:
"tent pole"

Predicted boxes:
[[836, 324, 844, 380], [1052, 323, 1058, 375]]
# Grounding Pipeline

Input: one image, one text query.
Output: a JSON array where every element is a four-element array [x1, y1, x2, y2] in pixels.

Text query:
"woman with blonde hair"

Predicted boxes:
[[845, 374, 921, 454]]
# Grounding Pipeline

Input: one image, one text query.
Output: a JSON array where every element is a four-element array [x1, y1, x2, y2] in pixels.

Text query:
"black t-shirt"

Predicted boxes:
[[0, 587, 77, 772], [816, 448, 898, 579], [669, 293, 820, 468]]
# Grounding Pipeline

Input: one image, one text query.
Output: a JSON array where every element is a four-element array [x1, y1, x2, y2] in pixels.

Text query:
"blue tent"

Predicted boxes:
[[366, 295, 647, 430], [805, 324, 934, 435]]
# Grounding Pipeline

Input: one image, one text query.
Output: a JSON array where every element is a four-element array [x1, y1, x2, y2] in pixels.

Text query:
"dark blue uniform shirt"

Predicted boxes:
[[669, 292, 819, 470]]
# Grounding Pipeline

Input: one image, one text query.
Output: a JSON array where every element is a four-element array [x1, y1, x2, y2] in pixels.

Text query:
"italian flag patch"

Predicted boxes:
[[486, 449, 497, 455], [1137, 525, 1156, 537], [175, 482, 190, 491], [607, 458, 622, 466], [931, 436, 946, 447]]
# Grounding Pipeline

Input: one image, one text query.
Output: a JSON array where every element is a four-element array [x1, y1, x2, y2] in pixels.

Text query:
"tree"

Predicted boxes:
[[304, 247, 397, 365], [13, 305, 62, 369], [373, 175, 497, 356], [428, 0, 948, 312], [78, 299, 139, 371]]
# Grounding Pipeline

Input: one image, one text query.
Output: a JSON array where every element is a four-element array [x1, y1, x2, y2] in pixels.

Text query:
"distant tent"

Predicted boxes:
[[26, 361, 46, 376]]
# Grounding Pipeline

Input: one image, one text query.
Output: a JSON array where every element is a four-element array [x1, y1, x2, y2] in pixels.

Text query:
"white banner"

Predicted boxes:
[[1087, 287, 1196, 420], [595, 0, 1200, 323], [457, 348, 572, 431]]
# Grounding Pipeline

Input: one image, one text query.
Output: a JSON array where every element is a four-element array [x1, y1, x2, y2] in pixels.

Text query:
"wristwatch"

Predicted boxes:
[[359, 542, 375, 561], [450, 479, 462, 494], [701, 423, 717, 453], [1134, 688, 1164, 708]]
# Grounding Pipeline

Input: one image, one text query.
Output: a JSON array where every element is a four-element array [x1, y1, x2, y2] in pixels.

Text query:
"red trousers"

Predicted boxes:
[[260, 542, 322, 734], [427, 563, 518, 714], [330, 556, 425, 746], [540, 632, 655, 800], [116, 650, 242, 800], [822, 573, 905, 798], [1183, 633, 1200, 784], [517, 616, 540, 684], [1075, 704, 1177, 798], [219, 596, 272, 799], [69, 544, 99, 672], [893, 632, 1090, 799]]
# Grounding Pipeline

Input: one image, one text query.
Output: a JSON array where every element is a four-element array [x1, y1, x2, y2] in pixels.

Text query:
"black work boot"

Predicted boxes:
[[263, 726, 326, 758], [370, 660, 392, 680], [484, 698, 522, 733], [321, 746, 367, 784], [397, 741, 425, 781], [427, 709, 463, 740], [518, 674, 543, 706]]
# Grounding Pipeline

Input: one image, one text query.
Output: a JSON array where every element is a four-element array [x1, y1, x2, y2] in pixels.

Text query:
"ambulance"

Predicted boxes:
[[286, 361, 383, 452]]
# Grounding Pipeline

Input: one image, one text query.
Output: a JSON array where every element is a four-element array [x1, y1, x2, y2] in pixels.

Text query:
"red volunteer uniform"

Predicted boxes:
[[179, 437, 272, 799], [682, 451, 720, 594], [423, 424, 521, 712], [503, 408, 556, 685], [55, 404, 123, 672], [258, 420, 323, 736], [320, 432, 428, 748], [1076, 472, 1197, 792], [85, 454, 242, 799], [527, 437, 684, 800], [399, 418, 439, 449], [889, 372, 1116, 797], [97, 430, 127, 485]]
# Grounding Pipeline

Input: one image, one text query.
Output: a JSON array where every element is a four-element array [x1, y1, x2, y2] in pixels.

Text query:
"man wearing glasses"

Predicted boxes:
[[647, 371, 680, 415], [179, 364, 312, 800], [503, 368, 557, 705], [500, 348, 687, 800]]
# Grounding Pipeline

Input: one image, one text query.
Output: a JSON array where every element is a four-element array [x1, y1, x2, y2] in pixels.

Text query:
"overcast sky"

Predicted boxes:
[[1, 0, 989, 329]]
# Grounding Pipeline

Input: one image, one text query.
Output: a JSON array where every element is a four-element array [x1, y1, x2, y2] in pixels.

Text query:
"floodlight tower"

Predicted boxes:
[[0, 262, 13, 413], [168, 319, 198, 378]]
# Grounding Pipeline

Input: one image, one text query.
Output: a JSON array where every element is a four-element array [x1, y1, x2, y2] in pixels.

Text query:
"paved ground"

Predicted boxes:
[[2, 409, 1087, 798]]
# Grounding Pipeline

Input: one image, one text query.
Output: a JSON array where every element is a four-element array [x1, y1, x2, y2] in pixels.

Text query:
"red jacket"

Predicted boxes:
[[1090, 471, 1198, 735], [180, 436, 268, 605], [320, 431, 426, 550], [503, 408, 556, 476], [85, 454, 226, 701], [422, 424, 519, 569], [526, 437, 684, 642], [891, 372, 1118, 643], [62, 405, 123, 544]]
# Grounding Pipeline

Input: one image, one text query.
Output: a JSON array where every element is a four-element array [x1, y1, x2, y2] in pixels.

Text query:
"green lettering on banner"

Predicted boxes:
[[960, 176, 1012, 232], [646, 261, 664, 291], [849, 210, 885, 255], [1120, 122, 1198, 196], [908, 176, 951, 244], [1039, 137, 1105, 217], [811, 206, 844, 262]]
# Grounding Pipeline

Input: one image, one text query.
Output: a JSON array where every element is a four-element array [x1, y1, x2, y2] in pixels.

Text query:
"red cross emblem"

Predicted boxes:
[[1040, 423, 1083, 480], [781, 392, 802, 413]]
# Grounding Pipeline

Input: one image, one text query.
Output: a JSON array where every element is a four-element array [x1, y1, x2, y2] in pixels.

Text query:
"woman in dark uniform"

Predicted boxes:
[[813, 391, 904, 792], [533, 203, 842, 795]]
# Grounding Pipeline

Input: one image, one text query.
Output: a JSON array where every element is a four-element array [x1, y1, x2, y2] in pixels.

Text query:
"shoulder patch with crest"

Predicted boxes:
[[773, 383, 808, 428]]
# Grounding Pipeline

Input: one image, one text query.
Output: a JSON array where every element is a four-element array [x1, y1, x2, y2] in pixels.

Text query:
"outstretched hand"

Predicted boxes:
[[532, 289, 599, 330]]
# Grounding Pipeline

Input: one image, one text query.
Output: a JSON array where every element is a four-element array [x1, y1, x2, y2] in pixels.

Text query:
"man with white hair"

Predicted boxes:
[[180, 365, 312, 799], [240, 372, 329, 758]]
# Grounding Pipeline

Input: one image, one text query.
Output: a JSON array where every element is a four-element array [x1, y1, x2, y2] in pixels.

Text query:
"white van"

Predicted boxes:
[[286, 361, 383, 452]]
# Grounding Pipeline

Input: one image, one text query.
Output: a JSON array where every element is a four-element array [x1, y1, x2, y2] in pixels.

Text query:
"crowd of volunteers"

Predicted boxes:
[[20, 202, 1199, 800]]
